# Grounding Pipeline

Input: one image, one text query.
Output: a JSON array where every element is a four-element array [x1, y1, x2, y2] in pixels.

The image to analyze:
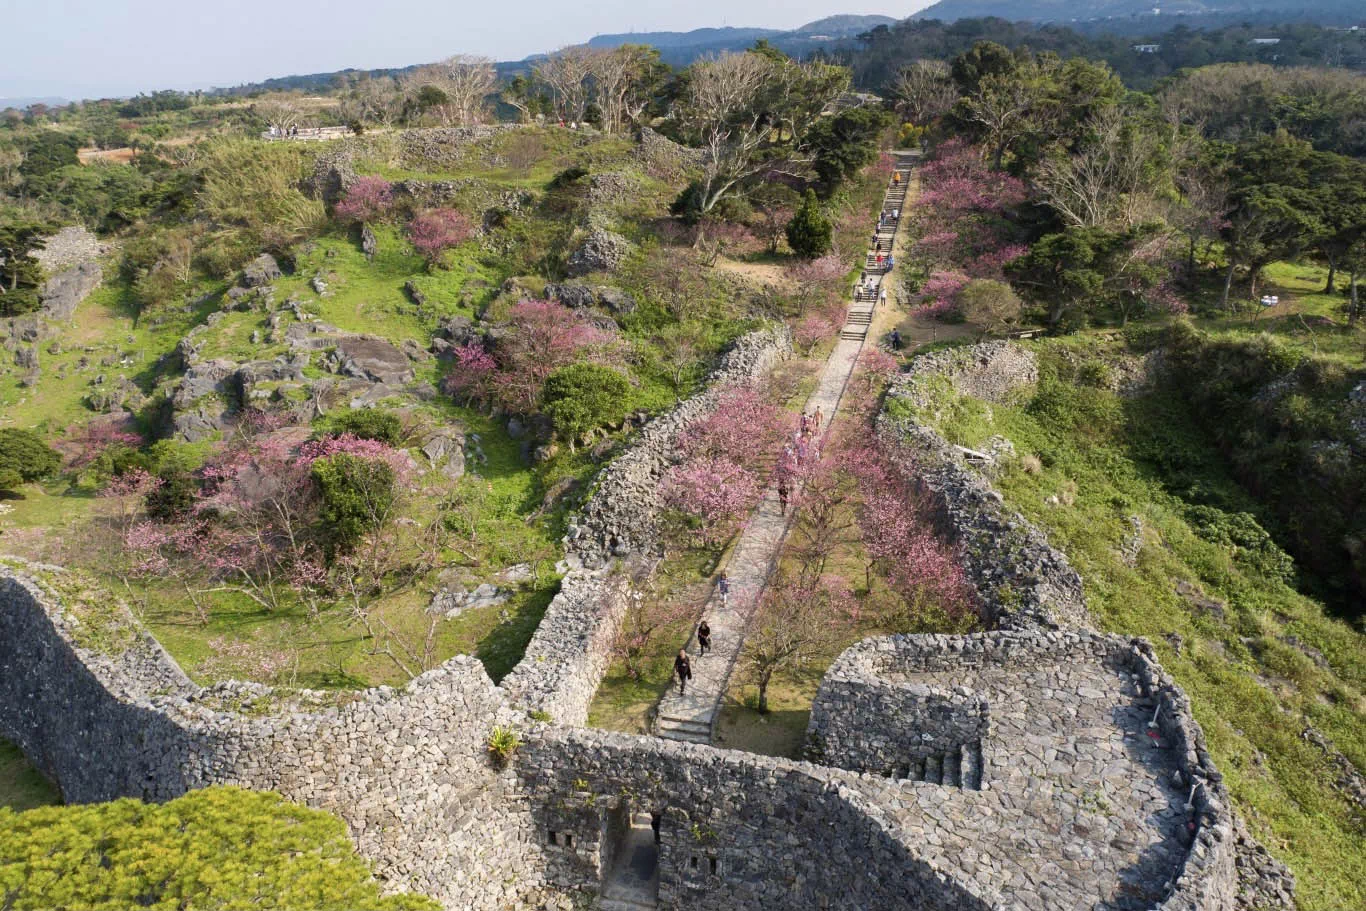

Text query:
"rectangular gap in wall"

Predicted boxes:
[[709, 857, 718, 876], [548, 829, 557, 845], [690, 855, 699, 871], [565, 833, 574, 848]]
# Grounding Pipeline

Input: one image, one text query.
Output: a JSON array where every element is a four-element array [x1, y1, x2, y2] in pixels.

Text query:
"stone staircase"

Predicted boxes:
[[893, 741, 986, 790], [654, 712, 712, 744]]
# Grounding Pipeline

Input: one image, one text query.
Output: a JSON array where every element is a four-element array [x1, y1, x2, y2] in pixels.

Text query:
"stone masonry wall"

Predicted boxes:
[[878, 342, 1088, 629], [516, 725, 994, 911], [806, 629, 1241, 911], [501, 327, 790, 725], [0, 565, 540, 909]]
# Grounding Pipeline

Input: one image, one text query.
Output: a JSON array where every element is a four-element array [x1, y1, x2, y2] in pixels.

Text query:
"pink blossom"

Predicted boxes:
[[407, 208, 473, 266], [661, 457, 761, 547], [65, 422, 143, 472], [441, 342, 498, 407], [794, 314, 835, 353], [295, 433, 408, 477], [679, 383, 796, 478], [100, 468, 163, 499], [491, 299, 620, 413], [334, 176, 395, 223]]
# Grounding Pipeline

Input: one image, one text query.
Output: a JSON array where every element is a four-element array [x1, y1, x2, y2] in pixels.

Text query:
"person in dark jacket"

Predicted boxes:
[[697, 620, 712, 656], [674, 650, 692, 695]]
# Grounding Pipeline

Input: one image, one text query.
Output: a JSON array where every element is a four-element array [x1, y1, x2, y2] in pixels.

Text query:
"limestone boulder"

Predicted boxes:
[[566, 229, 631, 277], [333, 336, 415, 386], [241, 253, 282, 288], [39, 261, 102, 322]]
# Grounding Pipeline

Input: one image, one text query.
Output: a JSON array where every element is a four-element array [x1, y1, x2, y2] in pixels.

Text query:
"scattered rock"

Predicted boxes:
[[566, 229, 631, 277], [332, 336, 415, 386], [427, 582, 509, 619], [360, 224, 377, 261], [242, 253, 282, 288]]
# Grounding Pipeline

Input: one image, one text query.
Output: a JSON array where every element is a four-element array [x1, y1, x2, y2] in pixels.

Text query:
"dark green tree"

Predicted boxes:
[[0, 429, 60, 494], [323, 409, 404, 446], [542, 363, 632, 450], [0, 221, 48, 316], [785, 190, 833, 259], [807, 106, 894, 193], [312, 453, 397, 556]]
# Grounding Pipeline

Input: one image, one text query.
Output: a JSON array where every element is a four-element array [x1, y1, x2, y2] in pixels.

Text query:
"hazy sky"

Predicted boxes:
[[1, 0, 930, 100]]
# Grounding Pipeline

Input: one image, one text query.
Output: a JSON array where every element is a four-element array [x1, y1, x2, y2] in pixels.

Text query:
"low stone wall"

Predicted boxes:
[[566, 325, 793, 568], [0, 564, 539, 908], [808, 675, 987, 777], [517, 726, 993, 911], [879, 342, 1088, 629]]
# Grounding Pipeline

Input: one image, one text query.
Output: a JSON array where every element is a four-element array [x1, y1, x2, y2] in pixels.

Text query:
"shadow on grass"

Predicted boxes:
[[475, 584, 556, 683]]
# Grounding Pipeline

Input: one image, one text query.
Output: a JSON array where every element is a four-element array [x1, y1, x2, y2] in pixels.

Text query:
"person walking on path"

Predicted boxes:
[[697, 620, 712, 657], [814, 406, 824, 430], [893, 171, 901, 187], [777, 476, 790, 514], [879, 287, 888, 307], [717, 572, 730, 609], [674, 650, 692, 695]]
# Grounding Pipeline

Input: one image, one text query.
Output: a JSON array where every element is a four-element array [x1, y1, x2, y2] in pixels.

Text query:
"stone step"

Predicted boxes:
[[657, 715, 710, 735], [943, 749, 961, 788], [656, 727, 710, 745]]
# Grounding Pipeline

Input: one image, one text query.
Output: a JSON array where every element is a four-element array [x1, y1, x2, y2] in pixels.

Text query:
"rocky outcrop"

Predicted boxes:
[[331, 335, 415, 386], [34, 225, 109, 273], [39, 261, 102, 321], [567, 229, 631, 277], [241, 253, 282, 288], [543, 283, 637, 316]]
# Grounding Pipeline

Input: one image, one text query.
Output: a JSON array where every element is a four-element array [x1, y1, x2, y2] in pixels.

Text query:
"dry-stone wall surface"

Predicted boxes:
[[808, 630, 1241, 911], [879, 342, 1088, 629], [516, 725, 993, 911], [0, 564, 542, 909], [501, 327, 791, 725]]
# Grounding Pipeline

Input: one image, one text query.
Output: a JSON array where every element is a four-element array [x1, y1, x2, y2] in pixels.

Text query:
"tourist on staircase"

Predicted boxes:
[[674, 650, 692, 695], [697, 620, 711, 657]]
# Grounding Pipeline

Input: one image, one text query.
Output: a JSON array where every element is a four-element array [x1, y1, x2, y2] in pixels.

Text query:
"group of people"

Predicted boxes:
[[674, 579, 722, 694], [267, 124, 302, 138], [776, 406, 824, 513]]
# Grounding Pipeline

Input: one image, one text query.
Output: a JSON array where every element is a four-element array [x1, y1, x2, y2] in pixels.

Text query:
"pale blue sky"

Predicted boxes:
[[0, 0, 928, 100]]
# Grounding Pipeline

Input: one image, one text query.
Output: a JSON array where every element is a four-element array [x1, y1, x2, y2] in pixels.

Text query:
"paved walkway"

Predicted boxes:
[[654, 154, 917, 745]]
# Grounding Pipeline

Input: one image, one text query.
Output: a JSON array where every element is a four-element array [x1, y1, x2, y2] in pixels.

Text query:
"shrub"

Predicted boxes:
[[311, 452, 398, 555], [0, 429, 60, 492], [1187, 505, 1297, 583], [785, 190, 833, 259], [144, 467, 197, 520], [487, 726, 522, 764], [323, 409, 403, 446], [333, 176, 395, 223], [0, 786, 436, 910], [541, 363, 632, 450], [956, 279, 1022, 334]]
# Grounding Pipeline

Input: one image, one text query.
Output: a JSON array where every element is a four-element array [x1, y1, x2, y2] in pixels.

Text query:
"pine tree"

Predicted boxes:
[[785, 190, 833, 259]]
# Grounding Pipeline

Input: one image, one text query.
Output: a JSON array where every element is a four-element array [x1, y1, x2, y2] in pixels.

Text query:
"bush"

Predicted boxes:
[[956, 279, 1022, 334], [144, 467, 197, 520], [323, 409, 403, 446], [542, 363, 632, 450], [311, 453, 397, 555], [0, 430, 60, 492], [0, 786, 435, 910], [785, 190, 833, 259], [1187, 505, 1297, 584]]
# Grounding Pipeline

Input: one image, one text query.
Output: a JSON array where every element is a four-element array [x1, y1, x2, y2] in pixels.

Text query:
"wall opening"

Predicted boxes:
[[599, 803, 660, 907]]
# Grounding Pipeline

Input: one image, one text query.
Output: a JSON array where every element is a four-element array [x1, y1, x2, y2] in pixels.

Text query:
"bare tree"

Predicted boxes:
[[683, 51, 780, 217], [738, 575, 847, 713], [890, 59, 958, 126], [589, 45, 659, 134], [535, 46, 595, 123], [351, 76, 404, 129], [429, 55, 497, 126], [256, 98, 302, 135], [957, 71, 1036, 170], [1034, 107, 1164, 229]]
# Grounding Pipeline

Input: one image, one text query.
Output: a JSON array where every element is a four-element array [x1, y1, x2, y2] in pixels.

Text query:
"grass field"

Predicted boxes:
[[0, 739, 59, 812]]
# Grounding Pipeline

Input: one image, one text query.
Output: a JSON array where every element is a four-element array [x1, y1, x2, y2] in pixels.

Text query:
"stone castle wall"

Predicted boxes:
[[0, 566, 538, 908], [878, 342, 1089, 629], [807, 629, 1241, 911]]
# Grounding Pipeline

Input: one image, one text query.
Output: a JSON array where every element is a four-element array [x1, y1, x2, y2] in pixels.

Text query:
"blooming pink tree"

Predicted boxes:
[[915, 270, 971, 318], [334, 176, 395, 223], [679, 383, 796, 478], [661, 456, 760, 548], [441, 342, 498, 409], [65, 421, 143, 472], [407, 208, 473, 268], [491, 299, 619, 413]]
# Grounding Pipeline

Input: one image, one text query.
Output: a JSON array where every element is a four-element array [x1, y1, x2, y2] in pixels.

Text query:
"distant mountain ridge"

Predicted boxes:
[[583, 15, 898, 64], [911, 0, 1364, 27]]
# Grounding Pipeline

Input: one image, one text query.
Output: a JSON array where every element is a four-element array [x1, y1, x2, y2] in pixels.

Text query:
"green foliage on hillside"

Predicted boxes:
[[0, 786, 436, 910]]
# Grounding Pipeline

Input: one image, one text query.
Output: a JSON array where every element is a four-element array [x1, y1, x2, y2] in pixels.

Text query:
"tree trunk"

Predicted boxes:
[[1187, 236, 1196, 277], [1324, 256, 1337, 294], [756, 669, 773, 714], [1248, 267, 1261, 302], [1350, 266, 1360, 325], [1220, 261, 1236, 311]]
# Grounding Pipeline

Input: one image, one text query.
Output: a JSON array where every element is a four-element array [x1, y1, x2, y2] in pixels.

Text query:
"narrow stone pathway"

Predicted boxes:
[[653, 153, 916, 745], [599, 813, 659, 910]]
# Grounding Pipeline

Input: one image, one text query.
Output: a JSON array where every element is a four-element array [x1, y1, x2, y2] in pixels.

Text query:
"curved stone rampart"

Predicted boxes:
[[878, 342, 1088, 629], [0, 563, 537, 908], [809, 630, 1239, 910], [565, 324, 793, 568]]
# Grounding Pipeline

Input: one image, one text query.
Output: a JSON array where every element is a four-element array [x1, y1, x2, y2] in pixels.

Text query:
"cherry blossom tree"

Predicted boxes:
[[739, 574, 851, 713], [334, 176, 395, 224], [490, 299, 619, 413], [661, 457, 760, 548], [406, 208, 473, 268], [611, 583, 697, 680], [441, 342, 498, 409], [678, 383, 795, 477]]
